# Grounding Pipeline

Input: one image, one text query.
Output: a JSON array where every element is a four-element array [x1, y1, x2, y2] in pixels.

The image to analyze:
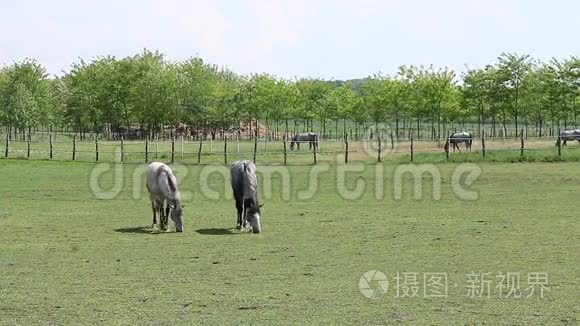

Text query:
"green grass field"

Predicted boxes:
[[0, 159, 578, 324]]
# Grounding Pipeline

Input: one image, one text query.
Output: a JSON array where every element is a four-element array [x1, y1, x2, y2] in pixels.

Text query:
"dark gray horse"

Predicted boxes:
[[446, 132, 473, 152], [290, 133, 319, 151], [557, 130, 580, 146], [230, 160, 262, 233]]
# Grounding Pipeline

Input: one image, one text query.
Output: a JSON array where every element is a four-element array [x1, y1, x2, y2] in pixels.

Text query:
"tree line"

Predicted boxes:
[[0, 50, 578, 141]]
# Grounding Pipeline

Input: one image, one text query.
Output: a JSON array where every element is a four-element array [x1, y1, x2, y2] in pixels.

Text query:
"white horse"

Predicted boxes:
[[146, 162, 184, 232]]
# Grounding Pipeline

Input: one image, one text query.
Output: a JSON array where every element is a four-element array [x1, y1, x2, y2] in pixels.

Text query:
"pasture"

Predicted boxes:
[[0, 159, 578, 324]]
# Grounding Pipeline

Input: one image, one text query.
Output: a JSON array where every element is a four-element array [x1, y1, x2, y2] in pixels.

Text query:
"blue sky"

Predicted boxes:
[[0, 0, 578, 79]]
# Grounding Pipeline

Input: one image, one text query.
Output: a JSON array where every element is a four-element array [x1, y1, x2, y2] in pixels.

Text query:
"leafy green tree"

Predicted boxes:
[[0, 59, 51, 138], [129, 50, 179, 135], [328, 82, 361, 138], [178, 57, 219, 135], [360, 75, 389, 134], [497, 53, 532, 135], [293, 78, 333, 135]]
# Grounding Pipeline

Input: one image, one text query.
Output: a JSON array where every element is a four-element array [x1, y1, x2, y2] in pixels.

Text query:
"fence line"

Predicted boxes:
[[1, 133, 578, 165]]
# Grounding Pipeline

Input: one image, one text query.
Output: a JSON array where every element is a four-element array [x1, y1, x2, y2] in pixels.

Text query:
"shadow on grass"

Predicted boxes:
[[114, 226, 178, 235], [195, 228, 239, 236]]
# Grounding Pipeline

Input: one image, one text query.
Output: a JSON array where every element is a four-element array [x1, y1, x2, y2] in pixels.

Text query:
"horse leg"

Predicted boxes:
[[151, 201, 157, 228], [165, 204, 171, 230], [235, 198, 243, 229], [158, 200, 168, 231], [242, 198, 252, 230]]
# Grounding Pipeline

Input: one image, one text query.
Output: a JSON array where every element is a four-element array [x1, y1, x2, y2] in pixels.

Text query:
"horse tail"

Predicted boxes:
[[242, 161, 249, 179], [155, 165, 177, 193], [166, 171, 176, 193]]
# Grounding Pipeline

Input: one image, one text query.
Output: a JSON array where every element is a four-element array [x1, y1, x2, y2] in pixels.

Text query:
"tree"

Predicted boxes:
[[0, 59, 51, 139], [497, 53, 532, 136], [129, 50, 180, 135], [328, 82, 361, 138]]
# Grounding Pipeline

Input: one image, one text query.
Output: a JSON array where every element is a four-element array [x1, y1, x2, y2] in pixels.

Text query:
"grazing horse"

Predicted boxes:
[[557, 130, 580, 146], [146, 162, 184, 232], [290, 132, 319, 151], [446, 132, 473, 152], [230, 160, 262, 233]]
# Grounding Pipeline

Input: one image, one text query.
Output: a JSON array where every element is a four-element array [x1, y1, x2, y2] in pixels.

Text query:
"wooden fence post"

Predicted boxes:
[[237, 133, 240, 153], [72, 135, 76, 161], [253, 131, 258, 163], [27, 134, 31, 158], [145, 137, 149, 163], [556, 129, 561, 157], [155, 134, 159, 159], [197, 139, 202, 164], [95, 134, 99, 161], [313, 138, 317, 164], [445, 134, 450, 161], [481, 130, 486, 158], [410, 133, 414, 162], [377, 132, 382, 163], [120, 136, 124, 162], [520, 129, 524, 158], [344, 132, 349, 164], [224, 136, 228, 165], [264, 135, 267, 152], [4, 132, 9, 158], [390, 130, 394, 150], [49, 134, 53, 159], [283, 136, 288, 165], [181, 135, 184, 159], [171, 136, 175, 164]]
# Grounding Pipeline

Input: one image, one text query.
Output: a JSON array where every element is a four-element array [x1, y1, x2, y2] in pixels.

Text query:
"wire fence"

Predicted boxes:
[[1, 131, 579, 165]]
